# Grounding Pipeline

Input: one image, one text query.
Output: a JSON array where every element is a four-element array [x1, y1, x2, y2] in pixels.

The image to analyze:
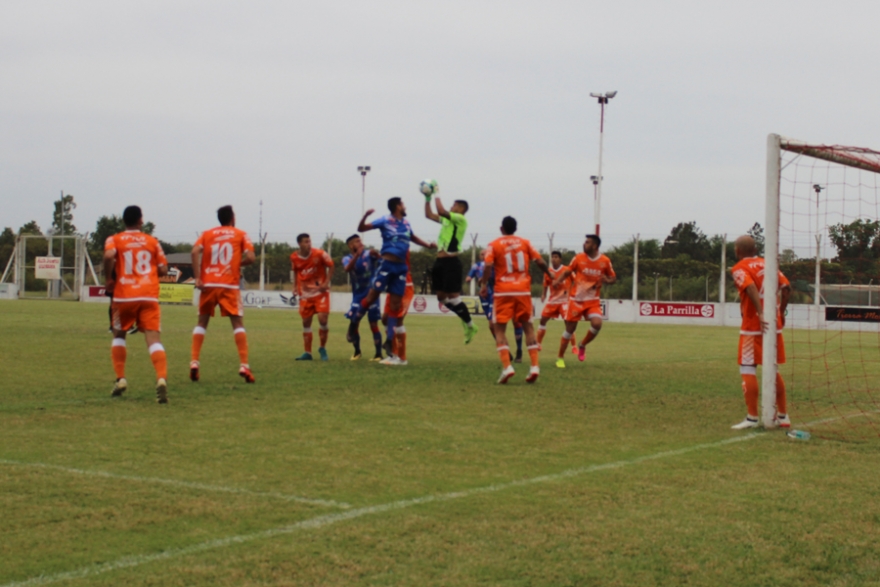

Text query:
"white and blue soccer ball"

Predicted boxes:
[[420, 179, 438, 196]]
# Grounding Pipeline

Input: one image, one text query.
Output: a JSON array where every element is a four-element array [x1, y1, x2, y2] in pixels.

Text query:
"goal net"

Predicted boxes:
[[767, 134, 880, 440]]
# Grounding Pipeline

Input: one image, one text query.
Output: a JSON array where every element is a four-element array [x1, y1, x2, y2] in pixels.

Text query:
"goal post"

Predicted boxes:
[[766, 133, 880, 440]]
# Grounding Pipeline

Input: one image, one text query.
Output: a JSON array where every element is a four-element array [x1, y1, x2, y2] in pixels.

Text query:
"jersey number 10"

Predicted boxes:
[[211, 243, 233, 266]]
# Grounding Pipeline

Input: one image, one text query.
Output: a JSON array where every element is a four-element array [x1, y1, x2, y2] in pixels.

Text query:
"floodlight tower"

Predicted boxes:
[[358, 166, 371, 217], [589, 91, 617, 236]]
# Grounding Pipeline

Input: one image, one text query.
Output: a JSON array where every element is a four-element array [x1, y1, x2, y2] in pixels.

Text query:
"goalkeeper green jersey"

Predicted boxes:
[[437, 212, 467, 254]]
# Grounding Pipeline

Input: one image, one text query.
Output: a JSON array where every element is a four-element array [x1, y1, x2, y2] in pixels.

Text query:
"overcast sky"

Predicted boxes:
[[2, 0, 879, 251]]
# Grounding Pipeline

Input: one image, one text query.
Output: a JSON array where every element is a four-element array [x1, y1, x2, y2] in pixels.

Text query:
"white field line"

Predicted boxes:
[[0, 459, 350, 509], [1, 433, 759, 587]]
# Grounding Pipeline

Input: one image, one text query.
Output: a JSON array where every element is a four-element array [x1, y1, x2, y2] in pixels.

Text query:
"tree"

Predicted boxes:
[[747, 222, 764, 256], [19, 221, 42, 235], [0, 227, 15, 247], [661, 222, 711, 262], [827, 219, 880, 261], [89, 215, 156, 253], [52, 194, 77, 234]]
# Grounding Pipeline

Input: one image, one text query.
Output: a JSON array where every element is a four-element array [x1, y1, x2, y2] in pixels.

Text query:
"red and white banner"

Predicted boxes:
[[639, 302, 715, 318]]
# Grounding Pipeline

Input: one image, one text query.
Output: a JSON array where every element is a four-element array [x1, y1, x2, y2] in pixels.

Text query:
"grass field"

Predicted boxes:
[[2, 300, 880, 586]]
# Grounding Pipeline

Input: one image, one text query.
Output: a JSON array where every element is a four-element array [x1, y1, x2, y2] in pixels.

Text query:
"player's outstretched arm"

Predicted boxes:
[[425, 198, 441, 223], [434, 198, 451, 220], [411, 234, 436, 249], [358, 209, 376, 232], [552, 268, 572, 287]]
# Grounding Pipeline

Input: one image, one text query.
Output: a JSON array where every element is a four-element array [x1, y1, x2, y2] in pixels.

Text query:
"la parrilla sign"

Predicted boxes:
[[639, 302, 715, 318]]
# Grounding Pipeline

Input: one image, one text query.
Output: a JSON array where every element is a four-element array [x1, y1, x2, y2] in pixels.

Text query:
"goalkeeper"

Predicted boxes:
[[424, 188, 478, 344]]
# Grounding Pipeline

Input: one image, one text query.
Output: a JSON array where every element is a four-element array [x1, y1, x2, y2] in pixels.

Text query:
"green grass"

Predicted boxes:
[[2, 300, 879, 586]]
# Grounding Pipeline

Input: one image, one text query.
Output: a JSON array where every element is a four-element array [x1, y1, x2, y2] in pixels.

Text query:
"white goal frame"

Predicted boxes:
[[764, 133, 880, 428]]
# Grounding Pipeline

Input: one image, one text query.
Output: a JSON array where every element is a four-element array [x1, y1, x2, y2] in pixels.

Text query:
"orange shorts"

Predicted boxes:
[[565, 299, 603, 322], [493, 294, 532, 325], [198, 287, 243, 317], [112, 301, 161, 332], [299, 292, 330, 319], [738, 333, 786, 365], [541, 302, 566, 320], [385, 285, 414, 319]]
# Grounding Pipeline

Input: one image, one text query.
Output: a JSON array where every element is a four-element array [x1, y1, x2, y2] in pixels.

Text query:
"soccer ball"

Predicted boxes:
[[420, 179, 438, 196]]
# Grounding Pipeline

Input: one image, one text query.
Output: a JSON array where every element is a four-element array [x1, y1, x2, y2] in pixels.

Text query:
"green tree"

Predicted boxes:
[[19, 221, 42, 235], [828, 219, 880, 261], [661, 222, 711, 262], [747, 222, 764, 256], [89, 215, 156, 254], [52, 194, 77, 234]]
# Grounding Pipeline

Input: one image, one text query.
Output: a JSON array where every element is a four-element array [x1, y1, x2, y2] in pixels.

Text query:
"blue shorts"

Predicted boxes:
[[372, 259, 409, 297], [346, 293, 381, 323]]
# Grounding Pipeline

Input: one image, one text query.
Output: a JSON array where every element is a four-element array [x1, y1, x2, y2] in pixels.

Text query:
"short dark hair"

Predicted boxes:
[[551, 250, 562, 258], [454, 200, 469, 213], [585, 234, 602, 248], [501, 216, 517, 235], [345, 234, 360, 245], [388, 197, 402, 213], [122, 206, 142, 228], [296, 233, 310, 244], [217, 205, 234, 226]]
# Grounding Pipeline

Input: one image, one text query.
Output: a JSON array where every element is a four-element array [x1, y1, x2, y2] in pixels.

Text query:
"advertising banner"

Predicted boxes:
[[158, 283, 195, 304], [825, 306, 880, 323], [35, 257, 61, 280], [638, 302, 715, 318]]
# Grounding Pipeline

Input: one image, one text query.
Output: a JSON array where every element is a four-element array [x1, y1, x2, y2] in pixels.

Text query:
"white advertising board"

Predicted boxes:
[[35, 257, 61, 280]]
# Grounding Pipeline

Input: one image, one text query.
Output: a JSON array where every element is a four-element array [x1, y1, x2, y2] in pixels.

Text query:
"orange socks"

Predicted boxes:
[[303, 329, 313, 353], [580, 326, 599, 348], [741, 373, 759, 418], [527, 345, 539, 367], [233, 328, 249, 365], [776, 372, 787, 415], [191, 326, 206, 362], [111, 338, 126, 378], [319, 325, 329, 349], [498, 344, 512, 368], [149, 343, 168, 380], [558, 332, 572, 359]]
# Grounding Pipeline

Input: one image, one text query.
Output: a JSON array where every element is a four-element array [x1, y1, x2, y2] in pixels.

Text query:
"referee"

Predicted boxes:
[[424, 191, 478, 344]]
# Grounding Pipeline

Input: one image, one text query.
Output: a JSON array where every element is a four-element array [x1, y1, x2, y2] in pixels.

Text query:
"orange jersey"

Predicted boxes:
[[567, 252, 615, 302], [104, 231, 168, 302], [543, 265, 571, 305], [290, 248, 334, 299], [195, 226, 254, 289], [731, 256, 790, 334], [484, 235, 542, 294]]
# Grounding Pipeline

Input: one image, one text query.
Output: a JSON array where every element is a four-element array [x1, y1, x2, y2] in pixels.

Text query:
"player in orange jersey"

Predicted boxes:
[[552, 234, 616, 368], [291, 233, 335, 361], [729, 235, 791, 430], [102, 206, 170, 403], [481, 216, 550, 384], [537, 250, 570, 347], [189, 205, 256, 383]]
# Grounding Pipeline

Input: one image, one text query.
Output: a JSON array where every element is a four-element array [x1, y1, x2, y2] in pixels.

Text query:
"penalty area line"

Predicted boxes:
[[0, 459, 350, 509], [1, 433, 759, 587]]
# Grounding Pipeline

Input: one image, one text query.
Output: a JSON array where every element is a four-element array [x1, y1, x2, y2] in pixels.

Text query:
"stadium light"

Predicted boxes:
[[591, 91, 617, 236], [358, 166, 371, 217]]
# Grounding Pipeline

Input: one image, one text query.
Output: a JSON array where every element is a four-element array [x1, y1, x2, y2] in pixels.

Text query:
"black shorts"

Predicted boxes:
[[431, 256, 463, 294]]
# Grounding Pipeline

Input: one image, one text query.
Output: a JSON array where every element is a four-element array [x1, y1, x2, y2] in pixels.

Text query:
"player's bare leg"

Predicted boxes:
[[521, 321, 540, 383], [230, 315, 254, 382], [513, 324, 523, 363], [537, 316, 550, 348], [297, 315, 314, 361], [556, 321, 578, 368], [493, 321, 515, 383], [190, 314, 210, 382], [575, 315, 603, 362], [144, 329, 168, 404], [317, 313, 330, 361]]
